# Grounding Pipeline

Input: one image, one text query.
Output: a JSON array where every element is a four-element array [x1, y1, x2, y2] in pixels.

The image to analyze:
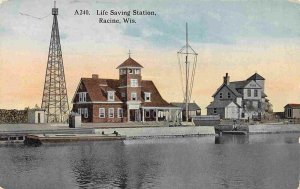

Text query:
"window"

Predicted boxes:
[[78, 108, 88, 118], [121, 92, 126, 98], [120, 69, 126, 75], [131, 92, 137, 101], [254, 89, 258, 97], [219, 93, 223, 99], [228, 92, 231, 99], [135, 69, 140, 74], [84, 108, 88, 118], [118, 108, 123, 118], [144, 92, 151, 102], [130, 79, 138, 87], [247, 89, 251, 97], [109, 108, 114, 118], [145, 110, 150, 118], [79, 92, 87, 102], [128, 69, 133, 74], [99, 108, 105, 118], [252, 101, 258, 108], [153, 110, 156, 118], [213, 108, 217, 114], [107, 91, 115, 101]]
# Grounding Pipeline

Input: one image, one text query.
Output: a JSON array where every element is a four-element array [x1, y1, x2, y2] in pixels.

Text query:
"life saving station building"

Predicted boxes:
[[72, 56, 181, 123]]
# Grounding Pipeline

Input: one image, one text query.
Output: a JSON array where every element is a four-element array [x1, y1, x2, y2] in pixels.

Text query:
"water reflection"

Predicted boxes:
[[216, 133, 300, 144], [0, 134, 299, 189], [215, 135, 249, 144]]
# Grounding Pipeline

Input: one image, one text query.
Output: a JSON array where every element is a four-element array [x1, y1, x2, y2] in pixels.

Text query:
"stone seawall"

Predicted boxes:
[[248, 124, 300, 134], [94, 126, 215, 138]]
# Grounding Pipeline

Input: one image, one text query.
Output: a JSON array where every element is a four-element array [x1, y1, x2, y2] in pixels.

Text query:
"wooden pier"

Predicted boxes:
[[24, 134, 125, 146]]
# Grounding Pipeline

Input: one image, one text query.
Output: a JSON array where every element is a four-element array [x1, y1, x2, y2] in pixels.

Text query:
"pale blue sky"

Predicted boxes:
[[1, 0, 299, 51], [0, 0, 300, 111]]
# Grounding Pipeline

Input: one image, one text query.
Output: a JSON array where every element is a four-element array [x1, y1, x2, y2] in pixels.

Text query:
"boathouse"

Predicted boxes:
[[284, 104, 300, 119], [72, 56, 181, 123], [171, 102, 201, 121]]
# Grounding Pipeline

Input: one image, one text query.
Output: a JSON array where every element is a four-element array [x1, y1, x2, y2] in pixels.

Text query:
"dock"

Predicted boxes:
[[24, 134, 125, 146], [221, 131, 247, 135]]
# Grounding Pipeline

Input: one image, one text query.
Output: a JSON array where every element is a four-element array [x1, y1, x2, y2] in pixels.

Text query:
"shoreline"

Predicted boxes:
[[0, 123, 299, 144]]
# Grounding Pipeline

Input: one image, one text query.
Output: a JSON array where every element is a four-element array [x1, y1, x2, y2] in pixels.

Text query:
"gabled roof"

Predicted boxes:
[[116, 57, 144, 69], [206, 100, 241, 109], [80, 78, 122, 102], [212, 83, 242, 97], [284, 104, 300, 109], [247, 73, 265, 81], [141, 80, 173, 107], [262, 91, 267, 97], [170, 102, 201, 111], [229, 81, 249, 89], [74, 77, 172, 107]]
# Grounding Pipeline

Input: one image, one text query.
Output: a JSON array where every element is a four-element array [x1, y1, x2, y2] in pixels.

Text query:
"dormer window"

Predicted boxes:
[[107, 91, 115, 101], [79, 92, 87, 102], [144, 92, 151, 102]]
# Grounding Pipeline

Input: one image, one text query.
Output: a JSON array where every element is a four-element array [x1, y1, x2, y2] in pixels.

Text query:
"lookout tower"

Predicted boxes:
[[41, 2, 69, 123], [116, 52, 143, 102]]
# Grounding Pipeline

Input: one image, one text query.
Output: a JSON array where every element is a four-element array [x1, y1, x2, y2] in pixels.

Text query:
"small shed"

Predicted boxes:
[[69, 112, 82, 128], [284, 104, 300, 119], [171, 102, 201, 121], [28, 108, 45, 124]]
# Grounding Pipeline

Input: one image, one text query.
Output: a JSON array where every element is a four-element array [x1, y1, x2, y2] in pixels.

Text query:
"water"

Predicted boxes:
[[0, 134, 299, 189]]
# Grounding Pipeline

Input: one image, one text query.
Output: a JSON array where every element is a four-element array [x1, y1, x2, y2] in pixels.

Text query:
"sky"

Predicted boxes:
[[0, 0, 300, 113]]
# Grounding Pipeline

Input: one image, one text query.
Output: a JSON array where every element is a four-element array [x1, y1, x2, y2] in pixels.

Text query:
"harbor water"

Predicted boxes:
[[0, 134, 299, 189]]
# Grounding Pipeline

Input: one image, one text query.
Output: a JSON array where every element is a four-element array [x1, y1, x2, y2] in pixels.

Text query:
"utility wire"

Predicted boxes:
[[19, 12, 51, 20]]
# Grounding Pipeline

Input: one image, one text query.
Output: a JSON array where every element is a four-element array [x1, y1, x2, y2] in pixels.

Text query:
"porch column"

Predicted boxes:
[[156, 109, 158, 122], [165, 110, 168, 121], [180, 110, 183, 121], [142, 108, 145, 123], [127, 108, 130, 122]]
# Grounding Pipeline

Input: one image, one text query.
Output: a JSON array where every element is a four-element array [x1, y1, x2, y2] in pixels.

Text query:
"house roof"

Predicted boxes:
[[81, 78, 122, 102], [78, 77, 172, 107], [141, 80, 173, 107], [262, 91, 267, 97], [170, 102, 201, 111], [212, 83, 242, 97], [116, 57, 144, 69], [207, 100, 241, 109], [247, 73, 265, 81], [284, 104, 300, 109], [229, 81, 249, 89]]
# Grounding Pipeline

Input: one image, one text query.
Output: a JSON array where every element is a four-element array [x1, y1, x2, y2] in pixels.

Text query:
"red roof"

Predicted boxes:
[[285, 104, 300, 109], [116, 57, 144, 69], [76, 77, 172, 107]]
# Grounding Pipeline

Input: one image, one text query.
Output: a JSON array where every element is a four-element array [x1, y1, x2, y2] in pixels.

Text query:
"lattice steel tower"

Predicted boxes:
[[41, 2, 69, 123]]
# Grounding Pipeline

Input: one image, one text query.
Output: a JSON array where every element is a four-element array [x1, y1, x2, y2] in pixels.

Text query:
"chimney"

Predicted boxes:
[[92, 74, 99, 79], [223, 73, 230, 85]]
